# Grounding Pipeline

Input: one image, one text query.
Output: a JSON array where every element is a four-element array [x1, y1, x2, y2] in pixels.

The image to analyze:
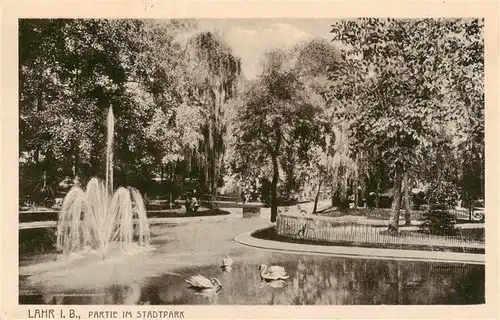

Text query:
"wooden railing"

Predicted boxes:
[[276, 213, 484, 249]]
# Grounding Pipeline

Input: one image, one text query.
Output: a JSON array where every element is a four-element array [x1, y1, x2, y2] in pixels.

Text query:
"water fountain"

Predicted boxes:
[[56, 107, 150, 257]]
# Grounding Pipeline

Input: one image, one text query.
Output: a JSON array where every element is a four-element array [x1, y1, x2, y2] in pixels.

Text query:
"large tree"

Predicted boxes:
[[19, 19, 204, 201], [19, 19, 130, 193], [122, 20, 203, 184], [183, 32, 242, 202], [330, 18, 484, 233], [234, 48, 328, 222], [291, 39, 344, 213]]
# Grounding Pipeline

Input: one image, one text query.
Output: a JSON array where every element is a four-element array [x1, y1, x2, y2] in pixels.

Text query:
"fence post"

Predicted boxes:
[[350, 223, 353, 242]]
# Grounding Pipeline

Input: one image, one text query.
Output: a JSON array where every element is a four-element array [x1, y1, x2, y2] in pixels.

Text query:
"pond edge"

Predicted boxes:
[[234, 227, 485, 265]]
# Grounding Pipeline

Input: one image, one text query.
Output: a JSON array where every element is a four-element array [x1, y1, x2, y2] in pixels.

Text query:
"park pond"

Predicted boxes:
[[19, 217, 484, 305]]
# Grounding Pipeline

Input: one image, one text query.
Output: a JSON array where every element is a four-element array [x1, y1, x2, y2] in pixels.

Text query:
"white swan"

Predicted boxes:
[[221, 255, 233, 271], [259, 264, 289, 281], [185, 275, 222, 296]]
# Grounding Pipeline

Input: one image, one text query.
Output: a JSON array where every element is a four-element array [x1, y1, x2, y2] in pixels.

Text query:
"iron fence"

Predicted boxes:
[[276, 213, 484, 249]]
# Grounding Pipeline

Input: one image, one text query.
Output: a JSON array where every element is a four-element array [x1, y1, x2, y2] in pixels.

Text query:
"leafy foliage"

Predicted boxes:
[[20, 19, 134, 196], [419, 205, 458, 236], [232, 42, 340, 220], [183, 31, 242, 197], [330, 18, 484, 231], [19, 19, 241, 203], [20, 18, 484, 228]]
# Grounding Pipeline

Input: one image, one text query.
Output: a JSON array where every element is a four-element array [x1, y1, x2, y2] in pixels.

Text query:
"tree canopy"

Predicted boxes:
[[20, 18, 484, 230], [329, 18, 484, 231]]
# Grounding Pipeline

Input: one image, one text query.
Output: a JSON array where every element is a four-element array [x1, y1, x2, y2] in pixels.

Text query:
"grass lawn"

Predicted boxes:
[[317, 207, 426, 220], [396, 228, 485, 243], [317, 207, 484, 223]]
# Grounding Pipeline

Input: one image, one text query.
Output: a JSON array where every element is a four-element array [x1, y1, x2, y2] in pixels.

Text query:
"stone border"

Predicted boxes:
[[234, 227, 485, 265]]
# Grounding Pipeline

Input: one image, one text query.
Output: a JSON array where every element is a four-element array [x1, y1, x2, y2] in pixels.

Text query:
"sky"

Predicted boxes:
[[196, 19, 335, 79]]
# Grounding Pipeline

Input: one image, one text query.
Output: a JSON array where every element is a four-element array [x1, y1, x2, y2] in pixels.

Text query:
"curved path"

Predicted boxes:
[[18, 202, 264, 229], [235, 227, 485, 265], [19, 208, 245, 230]]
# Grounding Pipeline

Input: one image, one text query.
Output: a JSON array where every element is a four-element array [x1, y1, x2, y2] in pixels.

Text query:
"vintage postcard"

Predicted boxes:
[[2, 1, 499, 319]]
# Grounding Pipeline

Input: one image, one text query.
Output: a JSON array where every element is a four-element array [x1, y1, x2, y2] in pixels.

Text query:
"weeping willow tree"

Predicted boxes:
[[184, 32, 242, 202], [329, 124, 358, 206], [326, 122, 375, 209]]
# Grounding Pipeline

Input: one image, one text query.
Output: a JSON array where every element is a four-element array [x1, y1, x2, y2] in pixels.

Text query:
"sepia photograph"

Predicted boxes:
[[15, 16, 487, 307], [1, 1, 496, 317]]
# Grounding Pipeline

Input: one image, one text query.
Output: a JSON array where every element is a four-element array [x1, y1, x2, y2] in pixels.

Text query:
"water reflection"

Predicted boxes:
[[106, 282, 143, 305], [138, 256, 483, 305], [21, 254, 484, 305], [262, 279, 287, 289]]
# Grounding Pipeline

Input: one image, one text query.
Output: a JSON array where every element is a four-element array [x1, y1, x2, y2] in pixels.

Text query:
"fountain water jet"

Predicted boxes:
[[56, 107, 150, 257], [105, 106, 114, 196]]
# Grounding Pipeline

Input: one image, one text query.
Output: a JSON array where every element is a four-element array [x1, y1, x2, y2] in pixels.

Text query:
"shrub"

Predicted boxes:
[[419, 204, 457, 236], [426, 181, 459, 209]]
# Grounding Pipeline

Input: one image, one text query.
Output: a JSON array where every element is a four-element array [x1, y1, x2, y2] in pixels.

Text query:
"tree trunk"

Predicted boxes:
[[204, 113, 217, 209], [403, 172, 412, 225], [354, 182, 359, 210], [331, 184, 335, 207], [388, 164, 403, 234], [313, 178, 323, 214], [169, 163, 173, 210], [270, 153, 279, 223], [34, 147, 40, 164]]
